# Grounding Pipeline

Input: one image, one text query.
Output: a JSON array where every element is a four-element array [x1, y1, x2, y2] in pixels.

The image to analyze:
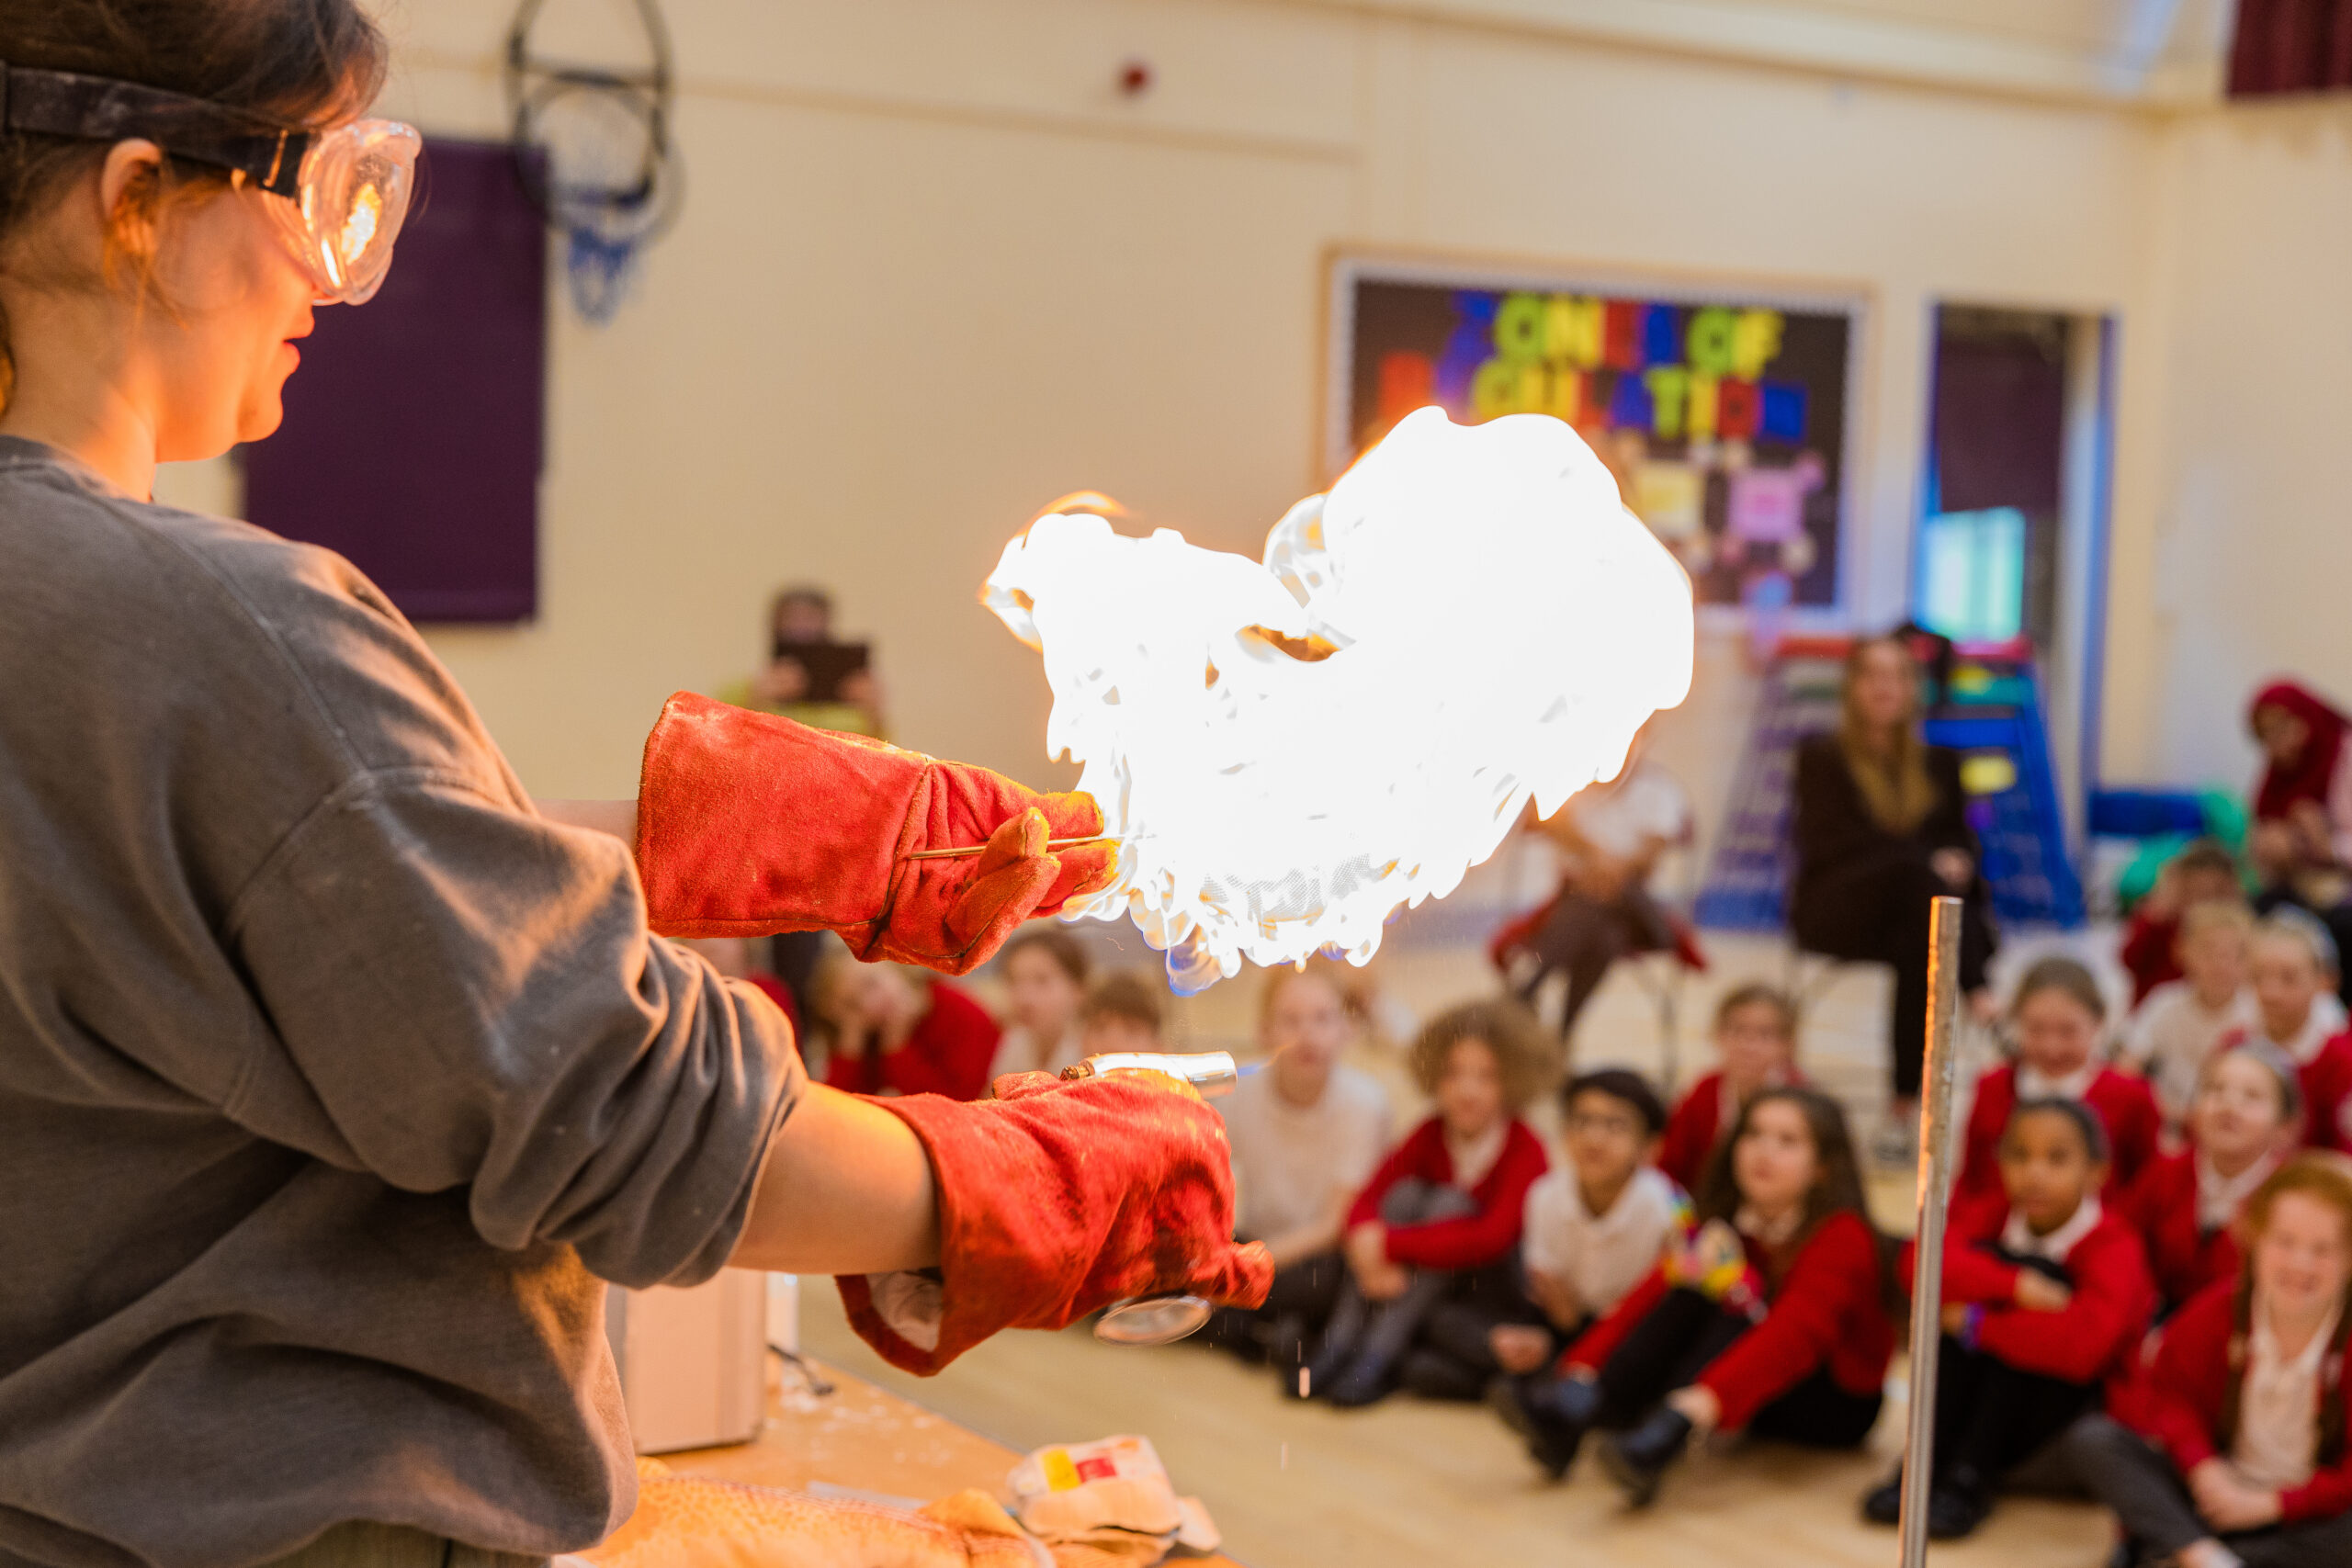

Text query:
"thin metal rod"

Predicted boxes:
[[1899, 895, 1966, 1568], [901, 836, 1116, 861]]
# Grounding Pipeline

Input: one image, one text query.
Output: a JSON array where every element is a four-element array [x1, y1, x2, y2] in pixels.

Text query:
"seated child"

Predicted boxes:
[[986, 928, 1090, 1083], [1077, 970, 1163, 1056], [1959, 957, 2161, 1204], [2122, 840, 2245, 1007], [2125, 1044, 2303, 1314], [2248, 910, 2352, 1154], [1862, 1100, 2154, 1541], [1491, 1088, 1893, 1502], [1658, 984, 1804, 1191], [1205, 965, 1394, 1379], [1306, 999, 1553, 1408], [1404, 1068, 1679, 1401], [2066, 1154, 2352, 1568], [809, 954, 1000, 1101], [2127, 900, 2259, 1128]]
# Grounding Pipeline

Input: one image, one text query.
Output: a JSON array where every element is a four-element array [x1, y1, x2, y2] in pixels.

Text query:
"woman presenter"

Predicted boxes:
[[0, 6, 1267, 1567]]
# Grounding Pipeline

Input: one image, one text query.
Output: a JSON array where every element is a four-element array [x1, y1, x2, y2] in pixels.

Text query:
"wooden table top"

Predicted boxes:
[[664, 1354, 1246, 1567]]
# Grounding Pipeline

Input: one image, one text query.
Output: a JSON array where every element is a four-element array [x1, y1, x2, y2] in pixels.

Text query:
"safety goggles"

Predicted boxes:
[[0, 61, 419, 304]]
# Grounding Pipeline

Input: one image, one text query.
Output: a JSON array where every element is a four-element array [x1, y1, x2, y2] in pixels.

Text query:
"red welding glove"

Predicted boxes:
[[632, 692, 1115, 975], [835, 1073, 1274, 1375]]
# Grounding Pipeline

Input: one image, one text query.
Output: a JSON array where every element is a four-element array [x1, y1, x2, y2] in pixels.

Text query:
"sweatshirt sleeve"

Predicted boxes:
[[1973, 1227, 2154, 1384], [2136, 1296, 2227, 1472], [227, 773, 802, 1290], [1954, 1079, 2009, 1205], [1696, 1215, 1881, 1431], [1384, 1126, 1547, 1271], [1932, 1195, 2024, 1306]]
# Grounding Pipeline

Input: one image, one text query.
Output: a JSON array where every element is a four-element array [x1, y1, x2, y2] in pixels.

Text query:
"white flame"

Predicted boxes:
[[982, 407, 1694, 990]]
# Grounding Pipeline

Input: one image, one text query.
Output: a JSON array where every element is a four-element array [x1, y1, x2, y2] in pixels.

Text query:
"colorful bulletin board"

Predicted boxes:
[[1327, 255, 1863, 613]]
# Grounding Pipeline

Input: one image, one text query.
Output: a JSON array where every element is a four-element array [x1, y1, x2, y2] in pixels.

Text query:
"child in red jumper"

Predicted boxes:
[[809, 953, 1001, 1101], [2126, 1045, 2303, 1314], [1657, 983, 1804, 1191], [1489, 1087, 1893, 1501], [2121, 840, 2245, 1008], [2245, 912, 2352, 1154], [1863, 1100, 2154, 1540], [1308, 998, 1554, 1408], [1958, 956, 2161, 1204], [2067, 1153, 2352, 1568]]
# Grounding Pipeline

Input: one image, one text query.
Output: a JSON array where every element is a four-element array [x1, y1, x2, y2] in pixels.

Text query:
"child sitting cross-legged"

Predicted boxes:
[[2125, 1044, 2304, 1315], [1305, 999, 1554, 1409], [1861, 1100, 2155, 1541], [1490, 1087, 1893, 1503], [1958, 956, 2162, 1205], [2127, 900, 2260, 1131], [2065, 1153, 2352, 1568], [1402, 1068, 1681, 1402], [1657, 984, 1804, 1191], [2247, 911, 2352, 1153]]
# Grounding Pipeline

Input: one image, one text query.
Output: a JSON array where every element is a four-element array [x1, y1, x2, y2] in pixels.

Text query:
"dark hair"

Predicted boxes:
[[1693, 1086, 1873, 1245], [1080, 970, 1162, 1032], [0, 2, 389, 400], [2171, 838, 2240, 881], [2009, 955, 2108, 1025], [1713, 981, 1798, 1041], [770, 583, 832, 622], [2002, 1097, 2109, 1165], [1000, 927, 1089, 987], [1562, 1067, 1668, 1137], [1408, 998, 1556, 1112]]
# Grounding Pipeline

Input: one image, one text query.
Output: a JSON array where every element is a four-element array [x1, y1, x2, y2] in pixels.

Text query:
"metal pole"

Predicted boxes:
[[1898, 896, 1965, 1568]]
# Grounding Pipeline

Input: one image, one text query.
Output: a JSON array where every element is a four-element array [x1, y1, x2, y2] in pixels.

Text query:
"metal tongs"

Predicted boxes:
[[1058, 1051, 1239, 1346]]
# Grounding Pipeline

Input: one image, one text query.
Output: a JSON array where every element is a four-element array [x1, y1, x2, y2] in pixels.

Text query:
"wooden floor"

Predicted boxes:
[[821, 892, 2140, 1567], [797, 1282, 2114, 1568]]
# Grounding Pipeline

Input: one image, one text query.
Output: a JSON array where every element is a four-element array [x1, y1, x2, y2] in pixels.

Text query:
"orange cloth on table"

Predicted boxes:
[[824, 979, 1001, 1102], [581, 1461, 1043, 1567], [633, 693, 1114, 976], [837, 1072, 1272, 1376]]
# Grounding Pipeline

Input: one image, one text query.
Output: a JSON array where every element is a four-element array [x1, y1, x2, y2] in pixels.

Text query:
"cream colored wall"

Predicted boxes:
[[204, 0, 2178, 826], [2131, 98, 2352, 795]]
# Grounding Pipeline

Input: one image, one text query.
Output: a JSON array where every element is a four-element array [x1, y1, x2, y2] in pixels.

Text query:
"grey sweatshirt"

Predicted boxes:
[[0, 438, 801, 1567]]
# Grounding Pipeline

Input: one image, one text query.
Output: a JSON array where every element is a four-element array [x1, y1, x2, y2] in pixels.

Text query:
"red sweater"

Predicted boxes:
[[2120, 908, 2183, 1008], [2123, 1149, 2247, 1312], [2121, 1280, 2352, 1524], [1957, 1065, 2162, 1205], [1901, 1191, 2153, 1386], [2301, 1032, 2352, 1155], [1657, 1068, 1804, 1192], [1345, 1116, 1548, 1272], [1565, 1210, 1893, 1431], [822, 980, 1000, 1101]]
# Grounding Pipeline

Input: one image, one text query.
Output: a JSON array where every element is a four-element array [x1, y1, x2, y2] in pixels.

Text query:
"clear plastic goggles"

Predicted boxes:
[[255, 118, 421, 306]]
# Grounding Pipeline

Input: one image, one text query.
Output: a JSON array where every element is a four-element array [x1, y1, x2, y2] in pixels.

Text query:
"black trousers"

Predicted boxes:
[[1591, 1285, 1883, 1447], [1396, 1262, 1566, 1401], [1200, 1249, 1346, 1361], [1517, 886, 1674, 1043], [1792, 855, 1994, 1100], [2065, 1414, 2352, 1567], [1931, 1336, 2099, 1485]]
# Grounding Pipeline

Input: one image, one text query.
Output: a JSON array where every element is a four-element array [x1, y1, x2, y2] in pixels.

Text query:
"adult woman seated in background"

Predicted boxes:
[[1790, 633, 1996, 1145], [2247, 681, 2352, 1005], [809, 952, 1001, 1101]]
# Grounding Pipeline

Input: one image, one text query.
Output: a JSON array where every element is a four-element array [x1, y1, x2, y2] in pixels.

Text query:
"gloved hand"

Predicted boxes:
[[835, 1073, 1273, 1375], [632, 692, 1115, 975]]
